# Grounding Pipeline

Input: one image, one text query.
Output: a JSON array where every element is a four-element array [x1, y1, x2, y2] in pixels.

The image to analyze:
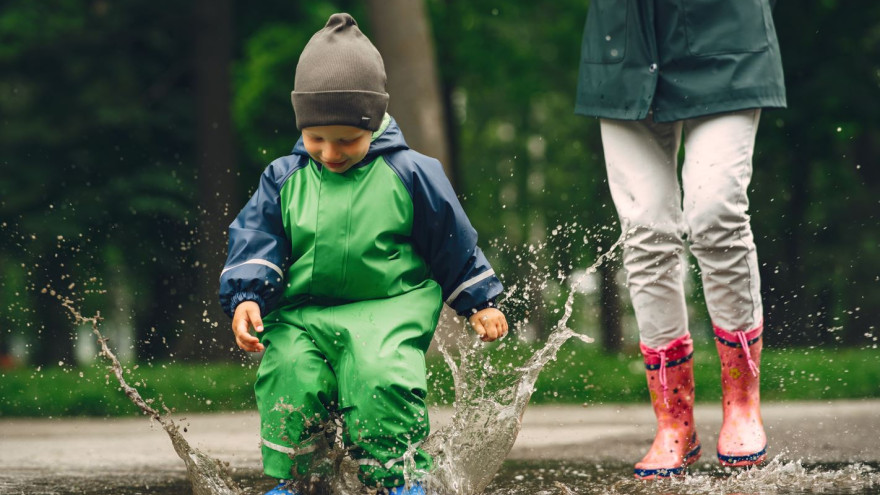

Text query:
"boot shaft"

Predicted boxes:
[[714, 324, 762, 410], [714, 323, 767, 465], [640, 334, 696, 425]]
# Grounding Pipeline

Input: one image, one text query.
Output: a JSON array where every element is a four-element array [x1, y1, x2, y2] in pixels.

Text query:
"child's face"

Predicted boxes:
[[301, 125, 372, 174]]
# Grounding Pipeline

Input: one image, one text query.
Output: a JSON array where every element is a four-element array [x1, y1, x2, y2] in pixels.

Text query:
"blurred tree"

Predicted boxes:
[[428, 0, 622, 345], [365, 0, 453, 182], [0, 0, 196, 365], [753, 0, 880, 346], [174, 0, 237, 360], [2, 0, 878, 368]]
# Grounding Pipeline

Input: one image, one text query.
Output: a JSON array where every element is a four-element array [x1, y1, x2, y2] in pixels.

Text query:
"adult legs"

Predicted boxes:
[[681, 108, 767, 465], [600, 115, 688, 349], [600, 116, 699, 477], [681, 109, 763, 333]]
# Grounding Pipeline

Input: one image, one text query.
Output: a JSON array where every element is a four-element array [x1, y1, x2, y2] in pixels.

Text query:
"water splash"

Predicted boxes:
[[482, 458, 880, 495], [55, 226, 627, 495], [602, 457, 880, 494], [62, 300, 243, 495], [254, 233, 626, 495], [418, 235, 626, 495], [50, 224, 880, 495]]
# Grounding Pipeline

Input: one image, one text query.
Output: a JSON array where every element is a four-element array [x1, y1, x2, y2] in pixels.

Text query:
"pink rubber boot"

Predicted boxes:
[[715, 324, 767, 467], [634, 333, 702, 479]]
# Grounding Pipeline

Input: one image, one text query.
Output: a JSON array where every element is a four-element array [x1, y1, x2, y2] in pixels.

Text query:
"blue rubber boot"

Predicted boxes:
[[265, 480, 298, 495], [389, 482, 426, 495]]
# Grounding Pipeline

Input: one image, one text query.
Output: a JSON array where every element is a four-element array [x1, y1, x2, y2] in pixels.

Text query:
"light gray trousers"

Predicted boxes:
[[600, 109, 764, 349]]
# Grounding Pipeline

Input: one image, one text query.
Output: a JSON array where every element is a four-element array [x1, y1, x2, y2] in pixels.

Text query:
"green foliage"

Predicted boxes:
[[0, 360, 259, 417], [0, 0, 199, 364], [3, 342, 878, 417], [233, 23, 307, 170], [750, 1, 880, 345], [427, 340, 880, 407], [428, 0, 620, 340], [1, 0, 878, 369]]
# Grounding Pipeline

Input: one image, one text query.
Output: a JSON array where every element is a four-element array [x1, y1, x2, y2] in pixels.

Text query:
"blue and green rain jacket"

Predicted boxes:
[[219, 115, 502, 321]]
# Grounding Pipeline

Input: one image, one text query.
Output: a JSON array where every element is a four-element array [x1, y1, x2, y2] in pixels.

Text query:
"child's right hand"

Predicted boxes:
[[232, 301, 265, 352], [469, 307, 508, 342]]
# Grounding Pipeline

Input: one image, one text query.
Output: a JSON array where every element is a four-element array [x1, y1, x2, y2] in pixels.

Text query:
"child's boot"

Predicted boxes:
[[265, 480, 298, 495], [389, 482, 426, 495], [714, 324, 767, 467], [634, 333, 702, 479]]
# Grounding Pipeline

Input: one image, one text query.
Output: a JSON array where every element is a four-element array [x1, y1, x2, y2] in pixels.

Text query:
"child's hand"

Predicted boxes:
[[232, 301, 265, 352], [468, 308, 508, 342]]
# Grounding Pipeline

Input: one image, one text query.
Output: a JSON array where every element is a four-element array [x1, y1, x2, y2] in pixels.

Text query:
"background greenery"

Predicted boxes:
[[1, 0, 879, 415], [2, 341, 877, 417]]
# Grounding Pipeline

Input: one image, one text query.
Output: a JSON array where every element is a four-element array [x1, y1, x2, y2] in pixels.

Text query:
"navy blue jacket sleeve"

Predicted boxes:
[[386, 150, 503, 315], [218, 158, 299, 318]]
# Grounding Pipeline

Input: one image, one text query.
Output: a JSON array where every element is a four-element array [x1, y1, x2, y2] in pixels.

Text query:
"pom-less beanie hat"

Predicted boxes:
[[291, 13, 389, 131]]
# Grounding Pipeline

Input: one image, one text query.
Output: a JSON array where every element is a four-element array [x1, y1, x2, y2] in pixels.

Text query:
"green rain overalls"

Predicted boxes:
[[220, 116, 502, 488], [257, 153, 441, 487]]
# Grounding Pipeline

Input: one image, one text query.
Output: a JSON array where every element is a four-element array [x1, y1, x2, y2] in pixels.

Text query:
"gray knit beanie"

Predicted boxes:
[[291, 13, 389, 131]]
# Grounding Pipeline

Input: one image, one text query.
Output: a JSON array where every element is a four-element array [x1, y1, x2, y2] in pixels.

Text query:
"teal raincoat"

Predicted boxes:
[[575, 0, 786, 122]]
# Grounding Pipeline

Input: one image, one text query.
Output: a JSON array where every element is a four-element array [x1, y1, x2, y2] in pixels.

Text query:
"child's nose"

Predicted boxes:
[[322, 144, 343, 160]]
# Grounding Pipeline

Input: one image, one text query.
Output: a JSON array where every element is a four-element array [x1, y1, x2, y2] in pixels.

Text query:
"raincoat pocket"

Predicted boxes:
[[681, 0, 770, 56]]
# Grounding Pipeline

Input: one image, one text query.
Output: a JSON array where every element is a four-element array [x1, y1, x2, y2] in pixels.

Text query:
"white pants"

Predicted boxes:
[[600, 109, 763, 349]]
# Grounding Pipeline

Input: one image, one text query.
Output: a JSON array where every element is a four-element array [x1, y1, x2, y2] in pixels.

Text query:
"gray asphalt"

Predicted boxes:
[[1, 400, 878, 491]]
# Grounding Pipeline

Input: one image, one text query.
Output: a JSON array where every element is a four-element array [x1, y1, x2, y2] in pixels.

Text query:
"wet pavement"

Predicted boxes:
[[1, 400, 878, 493]]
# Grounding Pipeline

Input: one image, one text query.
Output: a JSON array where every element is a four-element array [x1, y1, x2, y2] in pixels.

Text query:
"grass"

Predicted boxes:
[[1, 342, 878, 417]]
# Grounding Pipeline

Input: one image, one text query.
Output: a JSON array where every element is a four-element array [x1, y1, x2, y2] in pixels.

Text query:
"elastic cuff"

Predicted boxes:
[[230, 291, 266, 315]]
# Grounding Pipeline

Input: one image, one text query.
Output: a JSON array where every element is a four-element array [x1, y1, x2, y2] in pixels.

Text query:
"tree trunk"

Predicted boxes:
[[598, 257, 623, 352], [364, 0, 454, 184], [31, 255, 76, 367], [176, 0, 236, 360]]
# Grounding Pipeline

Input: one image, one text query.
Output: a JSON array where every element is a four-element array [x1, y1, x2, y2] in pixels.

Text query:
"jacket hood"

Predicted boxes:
[[291, 115, 409, 167]]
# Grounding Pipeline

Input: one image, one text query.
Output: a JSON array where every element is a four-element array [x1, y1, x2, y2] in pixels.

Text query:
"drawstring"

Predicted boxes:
[[657, 349, 669, 407], [737, 331, 759, 377], [642, 333, 693, 409]]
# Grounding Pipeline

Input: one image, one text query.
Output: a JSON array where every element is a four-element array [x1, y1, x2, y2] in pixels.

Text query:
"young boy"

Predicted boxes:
[[219, 13, 508, 495]]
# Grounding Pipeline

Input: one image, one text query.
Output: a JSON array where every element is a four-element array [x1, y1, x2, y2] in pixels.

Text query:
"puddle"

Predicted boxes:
[[6, 459, 877, 495]]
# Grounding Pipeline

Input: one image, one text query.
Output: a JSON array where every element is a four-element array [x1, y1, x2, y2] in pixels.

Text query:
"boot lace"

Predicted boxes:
[[658, 349, 670, 406], [737, 331, 760, 377]]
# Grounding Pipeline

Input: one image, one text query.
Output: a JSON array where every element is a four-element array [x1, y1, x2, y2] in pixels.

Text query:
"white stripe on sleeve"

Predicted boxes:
[[445, 269, 495, 305], [220, 258, 284, 278]]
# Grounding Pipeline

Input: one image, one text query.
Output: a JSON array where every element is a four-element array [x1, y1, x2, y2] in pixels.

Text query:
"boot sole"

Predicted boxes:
[[634, 441, 702, 479], [717, 445, 767, 467]]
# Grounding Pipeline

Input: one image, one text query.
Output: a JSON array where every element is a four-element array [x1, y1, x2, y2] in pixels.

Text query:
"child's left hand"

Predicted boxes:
[[469, 308, 508, 342]]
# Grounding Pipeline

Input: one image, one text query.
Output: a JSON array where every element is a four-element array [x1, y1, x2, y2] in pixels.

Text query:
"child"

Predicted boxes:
[[219, 13, 508, 495]]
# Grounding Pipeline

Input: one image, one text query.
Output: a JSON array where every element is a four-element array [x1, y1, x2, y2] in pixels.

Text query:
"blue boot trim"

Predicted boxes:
[[265, 480, 299, 495], [717, 444, 767, 465], [644, 351, 694, 370], [685, 442, 702, 462], [389, 482, 426, 495], [715, 334, 761, 348], [634, 438, 701, 478], [634, 465, 686, 478]]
